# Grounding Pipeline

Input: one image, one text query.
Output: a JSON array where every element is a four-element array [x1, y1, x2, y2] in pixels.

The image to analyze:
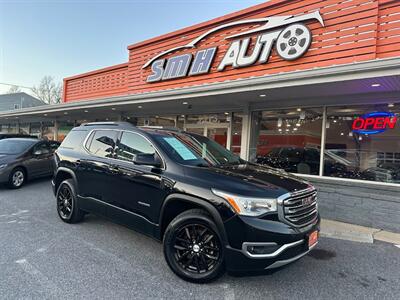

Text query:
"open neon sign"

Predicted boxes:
[[352, 112, 397, 135]]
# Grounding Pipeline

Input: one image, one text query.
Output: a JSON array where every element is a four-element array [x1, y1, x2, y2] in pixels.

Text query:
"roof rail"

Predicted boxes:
[[82, 121, 133, 127]]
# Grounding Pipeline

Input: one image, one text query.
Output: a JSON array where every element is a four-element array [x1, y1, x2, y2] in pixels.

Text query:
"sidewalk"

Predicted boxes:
[[320, 219, 400, 245]]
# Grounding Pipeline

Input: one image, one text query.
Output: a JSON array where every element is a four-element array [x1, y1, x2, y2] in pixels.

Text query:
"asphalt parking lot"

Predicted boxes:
[[1, 179, 399, 299]]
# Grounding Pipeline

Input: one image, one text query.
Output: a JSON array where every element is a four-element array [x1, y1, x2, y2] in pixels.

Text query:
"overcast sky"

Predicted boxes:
[[0, 0, 266, 94]]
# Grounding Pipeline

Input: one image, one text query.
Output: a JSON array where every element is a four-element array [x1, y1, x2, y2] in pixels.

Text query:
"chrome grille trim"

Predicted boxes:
[[279, 187, 318, 227]]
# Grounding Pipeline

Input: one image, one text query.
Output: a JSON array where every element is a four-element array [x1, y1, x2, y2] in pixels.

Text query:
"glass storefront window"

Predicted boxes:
[[324, 105, 400, 184], [42, 122, 56, 140], [250, 108, 323, 175], [8, 124, 17, 133], [128, 113, 242, 152], [0, 124, 9, 133], [132, 116, 182, 129], [19, 123, 30, 135], [185, 113, 230, 148], [231, 113, 243, 155], [30, 123, 43, 138], [58, 121, 75, 142]]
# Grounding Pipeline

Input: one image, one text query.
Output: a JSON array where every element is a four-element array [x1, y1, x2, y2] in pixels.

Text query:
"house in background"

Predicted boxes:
[[0, 92, 48, 136], [0, 92, 46, 112]]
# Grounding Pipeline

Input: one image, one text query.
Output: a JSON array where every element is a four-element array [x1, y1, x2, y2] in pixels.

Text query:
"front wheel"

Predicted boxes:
[[8, 167, 26, 189], [56, 179, 85, 224], [163, 209, 225, 283]]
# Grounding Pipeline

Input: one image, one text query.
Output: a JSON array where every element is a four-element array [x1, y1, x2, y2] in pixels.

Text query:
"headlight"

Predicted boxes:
[[211, 189, 277, 216], [0, 164, 8, 170]]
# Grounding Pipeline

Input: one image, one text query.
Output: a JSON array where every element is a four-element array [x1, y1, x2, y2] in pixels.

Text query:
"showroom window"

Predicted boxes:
[[184, 113, 231, 148], [230, 113, 243, 155], [324, 105, 400, 184], [250, 108, 323, 175], [131, 116, 182, 128]]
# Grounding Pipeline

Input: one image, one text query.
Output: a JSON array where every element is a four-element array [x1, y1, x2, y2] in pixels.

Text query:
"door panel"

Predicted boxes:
[[76, 130, 119, 206], [27, 142, 52, 178], [112, 131, 167, 224]]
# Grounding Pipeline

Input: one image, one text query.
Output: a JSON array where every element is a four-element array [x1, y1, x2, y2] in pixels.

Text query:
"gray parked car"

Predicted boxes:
[[0, 138, 60, 188]]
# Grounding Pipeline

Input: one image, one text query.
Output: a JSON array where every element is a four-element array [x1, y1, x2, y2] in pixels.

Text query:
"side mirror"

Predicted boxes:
[[133, 153, 162, 168], [33, 149, 43, 156]]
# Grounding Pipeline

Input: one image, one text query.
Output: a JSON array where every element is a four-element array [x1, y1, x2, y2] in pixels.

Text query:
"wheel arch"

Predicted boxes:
[[10, 165, 28, 181], [54, 167, 78, 193], [158, 194, 228, 246]]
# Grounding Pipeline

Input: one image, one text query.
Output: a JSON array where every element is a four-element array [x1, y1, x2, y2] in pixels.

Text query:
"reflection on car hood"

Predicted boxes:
[[0, 154, 18, 164], [203, 163, 312, 198]]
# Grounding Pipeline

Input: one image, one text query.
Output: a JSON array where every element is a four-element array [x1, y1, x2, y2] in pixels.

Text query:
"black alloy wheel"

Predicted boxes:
[[174, 224, 221, 274], [163, 209, 225, 283], [57, 184, 73, 219], [56, 179, 85, 224]]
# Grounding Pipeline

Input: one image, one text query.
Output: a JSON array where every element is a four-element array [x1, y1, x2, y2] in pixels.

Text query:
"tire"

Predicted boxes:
[[276, 23, 312, 61], [163, 209, 225, 283], [8, 167, 26, 189], [56, 179, 85, 224]]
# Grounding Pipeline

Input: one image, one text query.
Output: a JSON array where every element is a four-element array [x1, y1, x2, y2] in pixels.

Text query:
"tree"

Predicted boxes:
[[32, 76, 62, 104], [8, 85, 22, 93]]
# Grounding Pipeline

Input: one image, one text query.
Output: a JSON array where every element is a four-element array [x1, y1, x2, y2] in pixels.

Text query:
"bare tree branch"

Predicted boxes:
[[7, 85, 22, 94], [32, 76, 62, 104]]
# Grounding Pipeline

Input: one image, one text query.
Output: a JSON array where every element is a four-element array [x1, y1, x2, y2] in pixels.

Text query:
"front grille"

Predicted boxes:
[[282, 188, 318, 227]]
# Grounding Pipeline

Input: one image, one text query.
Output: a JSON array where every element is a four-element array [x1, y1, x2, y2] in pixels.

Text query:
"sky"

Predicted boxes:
[[0, 0, 266, 94]]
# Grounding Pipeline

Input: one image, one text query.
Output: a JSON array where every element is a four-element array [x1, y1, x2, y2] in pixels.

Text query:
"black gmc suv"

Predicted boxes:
[[52, 122, 320, 283]]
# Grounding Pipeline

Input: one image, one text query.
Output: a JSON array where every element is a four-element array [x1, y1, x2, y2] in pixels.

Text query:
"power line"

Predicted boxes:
[[0, 82, 33, 90]]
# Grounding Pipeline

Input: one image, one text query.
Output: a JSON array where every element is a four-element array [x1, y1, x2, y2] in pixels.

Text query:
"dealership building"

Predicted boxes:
[[1, 0, 400, 231]]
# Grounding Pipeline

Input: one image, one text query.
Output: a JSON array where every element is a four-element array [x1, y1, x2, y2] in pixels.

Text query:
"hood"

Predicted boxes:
[[191, 163, 312, 198], [0, 153, 19, 164]]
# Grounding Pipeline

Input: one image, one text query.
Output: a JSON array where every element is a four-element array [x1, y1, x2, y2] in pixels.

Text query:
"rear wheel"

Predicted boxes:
[[163, 209, 225, 283], [8, 168, 26, 189], [56, 179, 85, 224]]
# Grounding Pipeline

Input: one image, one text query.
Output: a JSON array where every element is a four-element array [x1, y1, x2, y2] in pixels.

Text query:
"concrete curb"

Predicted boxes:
[[320, 219, 400, 245]]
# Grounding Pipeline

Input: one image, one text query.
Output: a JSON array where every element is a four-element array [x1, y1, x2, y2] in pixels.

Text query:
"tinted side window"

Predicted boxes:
[[88, 130, 118, 158], [116, 132, 155, 161], [61, 130, 88, 149], [34, 142, 51, 154], [49, 141, 60, 152]]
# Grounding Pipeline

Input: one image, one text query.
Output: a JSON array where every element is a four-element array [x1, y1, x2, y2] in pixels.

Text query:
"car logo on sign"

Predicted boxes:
[[144, 11, 324, 83]]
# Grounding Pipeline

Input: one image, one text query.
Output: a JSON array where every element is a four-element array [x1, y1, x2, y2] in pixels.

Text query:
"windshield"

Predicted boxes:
[[0, 139, 35, 154], [154, 132, 242, 167]]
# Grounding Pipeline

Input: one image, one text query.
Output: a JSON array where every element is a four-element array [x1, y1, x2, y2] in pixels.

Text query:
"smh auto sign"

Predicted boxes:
[[143, 11, 324, 83]]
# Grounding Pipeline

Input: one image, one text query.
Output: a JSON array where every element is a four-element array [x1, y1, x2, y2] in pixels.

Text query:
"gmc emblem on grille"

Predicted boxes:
[[302, 197, 314, 206]]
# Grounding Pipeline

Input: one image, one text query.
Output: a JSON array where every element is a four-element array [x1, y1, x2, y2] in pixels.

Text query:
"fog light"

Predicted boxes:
[[247, 244, 281, 255]]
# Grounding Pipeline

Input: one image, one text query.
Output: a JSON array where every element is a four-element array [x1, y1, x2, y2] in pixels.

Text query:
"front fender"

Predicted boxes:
[[158, 193, 229, 246]]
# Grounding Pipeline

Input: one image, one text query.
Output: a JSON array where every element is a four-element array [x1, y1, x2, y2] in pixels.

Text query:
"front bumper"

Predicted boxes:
[[0, 166, 12, 183], [223, 213, 320, 272]]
